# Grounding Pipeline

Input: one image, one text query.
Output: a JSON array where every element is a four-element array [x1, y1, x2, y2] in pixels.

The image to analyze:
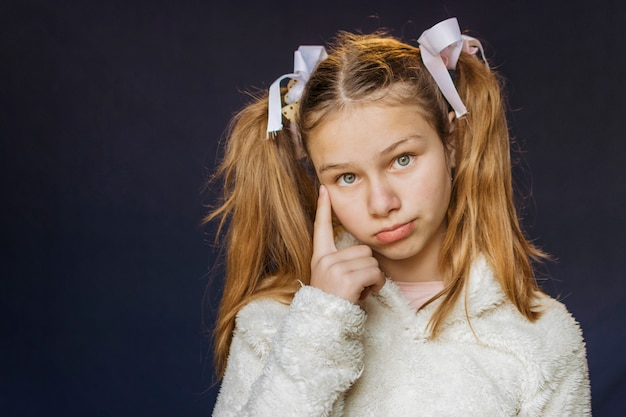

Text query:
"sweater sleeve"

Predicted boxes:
[[212, 286, 366, 417], [519, 298, 592, 417], [536, 342, 591, 416]]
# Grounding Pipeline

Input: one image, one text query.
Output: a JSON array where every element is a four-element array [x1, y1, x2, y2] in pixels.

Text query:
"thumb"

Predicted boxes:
[[313, 185, 337, 257]]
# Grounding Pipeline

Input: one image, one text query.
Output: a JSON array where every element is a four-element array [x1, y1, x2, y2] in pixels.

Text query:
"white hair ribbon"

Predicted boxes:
[[418, 17, 487, 118], [266, 45, 328, 138]]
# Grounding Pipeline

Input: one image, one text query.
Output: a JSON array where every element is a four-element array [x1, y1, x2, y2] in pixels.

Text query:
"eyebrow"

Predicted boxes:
[[378, 136, 423, 158], [317, 135, 424, 174]]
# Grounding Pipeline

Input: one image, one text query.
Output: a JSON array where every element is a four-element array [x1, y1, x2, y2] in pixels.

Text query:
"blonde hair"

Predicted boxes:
[[207, 32, 546, 377], [205, 96, 317, 377]]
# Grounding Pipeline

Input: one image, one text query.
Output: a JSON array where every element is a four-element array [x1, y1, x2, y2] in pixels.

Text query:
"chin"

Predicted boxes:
[[373, 244, 422, 261]]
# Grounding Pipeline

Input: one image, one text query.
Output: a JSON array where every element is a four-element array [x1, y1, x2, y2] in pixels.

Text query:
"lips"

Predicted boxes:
[[375, 222, 414, 244]]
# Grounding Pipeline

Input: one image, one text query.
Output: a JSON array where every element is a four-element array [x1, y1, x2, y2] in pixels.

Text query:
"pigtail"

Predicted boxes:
[[433, 53, 547, 336], [205, 93, 316, 377]]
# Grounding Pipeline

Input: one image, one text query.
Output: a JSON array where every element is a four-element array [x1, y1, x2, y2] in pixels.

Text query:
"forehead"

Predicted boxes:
[[307, 103, 439, 167]]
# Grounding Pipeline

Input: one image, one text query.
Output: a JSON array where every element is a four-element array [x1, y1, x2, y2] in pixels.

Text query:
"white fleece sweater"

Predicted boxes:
[[212, 257, 591, 416]]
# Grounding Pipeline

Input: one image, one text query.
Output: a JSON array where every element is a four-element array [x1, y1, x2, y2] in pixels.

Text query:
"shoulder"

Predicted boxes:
[[531, 294, 586, 359], [457, 270, 587, 376], [483, 293, 587, 381], [236, 297, 290, 328], [476, 292, 585, 359], [465, 258, 585, 356], [234, 298, 290, 359]]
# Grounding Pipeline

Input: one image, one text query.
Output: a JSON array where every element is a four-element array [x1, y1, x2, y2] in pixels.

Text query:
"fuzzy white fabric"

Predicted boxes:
[[212, 257, 591, 416]]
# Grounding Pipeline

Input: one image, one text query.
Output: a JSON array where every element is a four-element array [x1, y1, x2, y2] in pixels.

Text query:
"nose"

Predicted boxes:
[[367, 177, 401, 217]]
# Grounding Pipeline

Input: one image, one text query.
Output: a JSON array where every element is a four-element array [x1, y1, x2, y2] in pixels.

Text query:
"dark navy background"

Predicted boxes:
[[2, 1, 624, 415]]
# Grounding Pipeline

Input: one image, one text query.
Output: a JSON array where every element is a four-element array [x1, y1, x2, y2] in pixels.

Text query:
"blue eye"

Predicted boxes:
[[394, 154, 414, 168], [338, 173, 357, 186]]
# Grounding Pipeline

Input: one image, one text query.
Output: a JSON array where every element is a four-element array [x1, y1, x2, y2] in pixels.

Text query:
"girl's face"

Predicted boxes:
[[308, 103, 454, 281]]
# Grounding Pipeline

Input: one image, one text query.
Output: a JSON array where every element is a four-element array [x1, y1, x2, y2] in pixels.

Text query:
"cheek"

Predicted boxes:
[[421, 154, 452, 194], [328, 192, 349, 214], [328, 192, 363, 226], [405, 165, 452, 214], [423, 176, 452, 213]]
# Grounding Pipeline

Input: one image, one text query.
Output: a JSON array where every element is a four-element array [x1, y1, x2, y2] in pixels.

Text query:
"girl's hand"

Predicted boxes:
[[310, 186, 386, 303]]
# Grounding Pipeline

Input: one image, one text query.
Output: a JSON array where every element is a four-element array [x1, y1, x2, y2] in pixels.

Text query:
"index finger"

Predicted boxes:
[[313, 185, 337, 257]]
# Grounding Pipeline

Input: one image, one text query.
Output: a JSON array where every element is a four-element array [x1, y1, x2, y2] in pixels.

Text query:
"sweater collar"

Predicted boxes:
[[370, 256, 506, 333], [334, 231, 507, 330]]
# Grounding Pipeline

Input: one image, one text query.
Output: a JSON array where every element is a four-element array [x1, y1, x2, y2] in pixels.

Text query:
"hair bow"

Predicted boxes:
[[418, 17, 487, 118], [266, 45, 328, 138]]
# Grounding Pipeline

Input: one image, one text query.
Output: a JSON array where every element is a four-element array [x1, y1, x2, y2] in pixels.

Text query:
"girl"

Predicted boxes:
[[207, 18, 591, 416]]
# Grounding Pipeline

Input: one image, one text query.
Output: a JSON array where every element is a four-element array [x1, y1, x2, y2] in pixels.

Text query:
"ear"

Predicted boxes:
[[446, 111, 457, 169]]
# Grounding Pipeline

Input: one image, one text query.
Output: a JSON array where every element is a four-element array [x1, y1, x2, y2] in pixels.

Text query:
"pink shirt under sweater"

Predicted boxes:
[[393, 280, 445, 310]]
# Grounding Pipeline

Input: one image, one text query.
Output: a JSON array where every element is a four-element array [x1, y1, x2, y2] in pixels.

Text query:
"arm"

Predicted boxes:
[[519, 299, 591, 417], [536, 344, 591, 416], [212, 285, 366, 417]]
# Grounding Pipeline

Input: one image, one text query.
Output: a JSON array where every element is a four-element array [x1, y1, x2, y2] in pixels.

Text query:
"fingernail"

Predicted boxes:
[[319, 185, 326, 195]]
